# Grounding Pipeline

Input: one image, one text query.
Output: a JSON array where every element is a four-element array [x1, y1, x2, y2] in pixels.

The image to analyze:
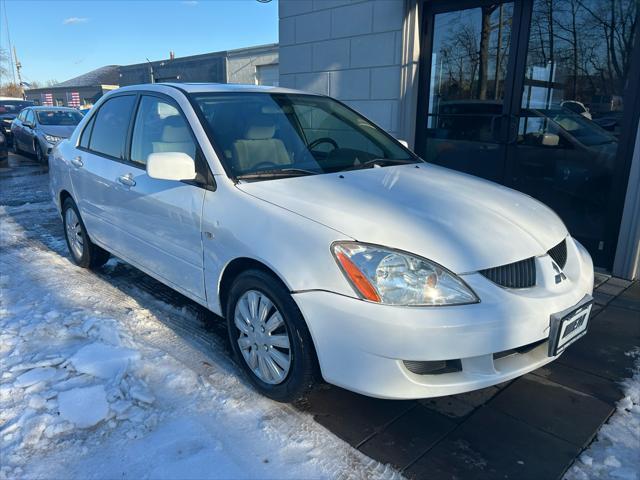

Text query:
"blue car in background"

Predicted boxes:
[[11, 106, 83, 164]]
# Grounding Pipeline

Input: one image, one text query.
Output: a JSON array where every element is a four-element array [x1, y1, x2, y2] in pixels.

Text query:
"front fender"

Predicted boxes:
[[202, 183, 356, 315]]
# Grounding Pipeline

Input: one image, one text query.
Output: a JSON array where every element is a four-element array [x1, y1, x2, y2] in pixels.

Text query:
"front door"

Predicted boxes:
[[416, 0, 638, 269], [114, 94, 207, 302]]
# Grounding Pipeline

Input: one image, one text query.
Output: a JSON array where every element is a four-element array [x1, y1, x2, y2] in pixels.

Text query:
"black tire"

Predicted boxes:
[[35, 142, 45, 164], [62, 197, 110, 269], [226, 269, 317, 402], [12, 139, 20, 155]]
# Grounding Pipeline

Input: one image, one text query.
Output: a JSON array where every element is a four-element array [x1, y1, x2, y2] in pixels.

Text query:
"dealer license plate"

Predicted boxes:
[[548, 298, 592, 356]]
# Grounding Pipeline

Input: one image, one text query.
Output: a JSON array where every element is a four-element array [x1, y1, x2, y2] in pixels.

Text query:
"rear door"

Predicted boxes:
[[11, 111, 25, 148], [23, 110, 38, 153], [108, 93, 208, 302]]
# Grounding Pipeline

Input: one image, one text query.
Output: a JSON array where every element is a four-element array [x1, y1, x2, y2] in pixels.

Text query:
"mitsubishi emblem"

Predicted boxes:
[[552, 261, 566, 284]]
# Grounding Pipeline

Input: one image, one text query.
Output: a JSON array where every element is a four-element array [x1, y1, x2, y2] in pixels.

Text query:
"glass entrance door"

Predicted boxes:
[[420, 1, 516, 182], [416, 0, 638, 268]]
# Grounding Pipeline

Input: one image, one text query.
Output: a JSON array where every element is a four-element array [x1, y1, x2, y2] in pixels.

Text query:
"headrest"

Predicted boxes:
[[245, 124, 275, 140], [162, 124, 191, 143]]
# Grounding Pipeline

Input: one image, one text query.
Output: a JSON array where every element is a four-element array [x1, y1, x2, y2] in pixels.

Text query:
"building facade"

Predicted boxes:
[[24, 65, 120, 107], [279, 0, 640, 279], [25, 44, 279, 107]]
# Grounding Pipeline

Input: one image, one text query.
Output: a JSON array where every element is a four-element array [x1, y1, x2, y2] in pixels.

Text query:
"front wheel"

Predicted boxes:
[[35, 142, 45, 164], [62, 198, 110, 269], [226, 269, 317, 402]]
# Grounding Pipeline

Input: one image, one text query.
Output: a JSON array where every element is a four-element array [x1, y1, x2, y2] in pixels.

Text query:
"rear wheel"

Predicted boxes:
[[62, 198, 110, 269], [226, 269, 317, 402]]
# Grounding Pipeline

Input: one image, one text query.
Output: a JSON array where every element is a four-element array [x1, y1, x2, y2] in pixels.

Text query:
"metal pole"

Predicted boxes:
[[146, 58, 155, 83]]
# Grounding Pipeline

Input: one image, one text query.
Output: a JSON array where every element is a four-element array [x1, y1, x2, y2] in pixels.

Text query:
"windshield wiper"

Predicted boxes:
[[236, 168, 319, 180], [342, 158, 418, 171]]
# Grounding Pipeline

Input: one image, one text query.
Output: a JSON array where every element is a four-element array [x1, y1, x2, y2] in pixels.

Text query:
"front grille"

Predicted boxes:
[[479, 257, 536, 289], [547, 238, 567, 268]]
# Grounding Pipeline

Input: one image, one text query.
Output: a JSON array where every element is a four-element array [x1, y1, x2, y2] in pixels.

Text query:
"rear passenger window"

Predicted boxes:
[[130, 96, 196, 165], [79, 115, 95, 149], [89, 95, 136, 159]]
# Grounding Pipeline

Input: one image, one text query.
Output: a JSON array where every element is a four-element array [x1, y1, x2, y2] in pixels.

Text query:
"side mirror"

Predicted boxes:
[[146, 152, 197, 181], [541, 133, 560, 147]]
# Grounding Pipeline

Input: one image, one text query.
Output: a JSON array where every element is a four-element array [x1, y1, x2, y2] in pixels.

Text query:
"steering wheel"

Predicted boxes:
[[308, 137, 338, 151]]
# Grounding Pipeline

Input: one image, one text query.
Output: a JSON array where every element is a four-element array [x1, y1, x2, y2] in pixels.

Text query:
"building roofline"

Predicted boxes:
[[120, 43, 278, 69]]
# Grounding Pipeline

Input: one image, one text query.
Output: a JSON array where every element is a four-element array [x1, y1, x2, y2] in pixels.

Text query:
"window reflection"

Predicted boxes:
[[425, 3, 514, 180], [513, 0, 635, 261]]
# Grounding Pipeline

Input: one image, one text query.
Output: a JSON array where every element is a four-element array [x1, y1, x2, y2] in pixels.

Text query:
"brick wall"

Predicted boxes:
[[279, 0, 406, 137]]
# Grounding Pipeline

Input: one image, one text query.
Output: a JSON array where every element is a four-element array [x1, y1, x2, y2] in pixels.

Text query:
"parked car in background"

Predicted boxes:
[[0, 132, 8, 166], [11, 106, 83, 163], [50, 84, 594, 402], [561, 100, 592, 120], [0, 98, 34, 145]]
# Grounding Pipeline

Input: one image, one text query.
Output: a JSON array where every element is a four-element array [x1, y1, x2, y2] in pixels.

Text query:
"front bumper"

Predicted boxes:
[[293, 238, 594, 399]]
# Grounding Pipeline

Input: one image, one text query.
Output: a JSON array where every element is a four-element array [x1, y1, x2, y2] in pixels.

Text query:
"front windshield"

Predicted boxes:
[[36, 110, 83, 126], [190, 93, 417, 179]]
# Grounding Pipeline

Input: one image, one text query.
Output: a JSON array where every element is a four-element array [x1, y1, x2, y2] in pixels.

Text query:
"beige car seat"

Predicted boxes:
[[232, 124, 291, 172], [151, 121, 194, 157]]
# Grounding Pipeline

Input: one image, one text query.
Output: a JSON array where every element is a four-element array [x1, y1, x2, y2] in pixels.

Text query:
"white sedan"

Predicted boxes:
[[50, 84, 594, 402]]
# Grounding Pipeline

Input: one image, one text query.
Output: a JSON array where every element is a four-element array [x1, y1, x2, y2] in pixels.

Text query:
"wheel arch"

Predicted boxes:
[[218, 256, 322, 382], [218, 257, 290, 316], [59, 189, 73, 210]]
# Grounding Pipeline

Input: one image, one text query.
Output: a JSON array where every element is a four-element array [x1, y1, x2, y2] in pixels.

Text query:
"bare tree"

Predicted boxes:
[[0, 48, 10, 82], [477, 4, 499, 99]]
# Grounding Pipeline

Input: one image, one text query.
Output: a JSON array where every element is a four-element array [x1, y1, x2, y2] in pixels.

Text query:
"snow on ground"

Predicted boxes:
[[564, 350, 640, 480], [0, 199, 401, 480]]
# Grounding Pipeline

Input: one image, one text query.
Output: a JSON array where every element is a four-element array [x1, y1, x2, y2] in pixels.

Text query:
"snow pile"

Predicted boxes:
[[0, 202, 400, 479], [0, 299, 160, 479], [564, 349, 640, 480]]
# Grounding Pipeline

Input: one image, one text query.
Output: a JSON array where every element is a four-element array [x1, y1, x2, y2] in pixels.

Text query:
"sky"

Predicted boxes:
[[0, 0, 279, 85]]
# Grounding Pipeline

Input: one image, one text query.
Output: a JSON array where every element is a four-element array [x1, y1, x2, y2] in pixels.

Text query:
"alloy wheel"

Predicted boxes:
[[234, 290, 292, 385], [64, 207, 84, 260]]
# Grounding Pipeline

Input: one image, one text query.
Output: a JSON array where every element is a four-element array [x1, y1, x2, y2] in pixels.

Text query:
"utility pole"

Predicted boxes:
[[2, 0, 17, 85], [13, 46, 24, 98], [146, 57, 155, 83]]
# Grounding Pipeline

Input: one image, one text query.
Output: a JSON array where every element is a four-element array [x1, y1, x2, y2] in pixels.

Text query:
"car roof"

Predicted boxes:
[[115, 82, 313, 96], [30, 106, 79, 111]]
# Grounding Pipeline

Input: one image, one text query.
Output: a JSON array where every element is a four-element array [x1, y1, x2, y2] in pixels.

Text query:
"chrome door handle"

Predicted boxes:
[[117, 173, 136, 187], [70, 156, 83, 168]]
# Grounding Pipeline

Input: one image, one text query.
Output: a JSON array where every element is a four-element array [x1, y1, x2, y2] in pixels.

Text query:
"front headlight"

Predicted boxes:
[[44, 134, 62, 144], [332, 242, 479, 306]]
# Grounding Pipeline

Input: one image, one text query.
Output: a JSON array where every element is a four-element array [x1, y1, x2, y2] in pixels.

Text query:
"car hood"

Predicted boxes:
[[40, 125, 76, 138], [236, 164, 568, 273]]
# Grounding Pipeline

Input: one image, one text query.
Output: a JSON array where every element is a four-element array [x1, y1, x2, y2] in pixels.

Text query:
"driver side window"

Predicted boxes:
[[293, 104, 384, 157], [130, 96, 196, 165]]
